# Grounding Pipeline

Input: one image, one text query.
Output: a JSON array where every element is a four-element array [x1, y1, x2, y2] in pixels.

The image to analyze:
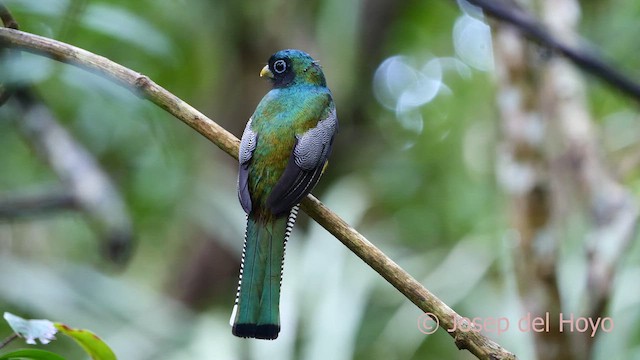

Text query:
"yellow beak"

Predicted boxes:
[[260, 65, 274, 79]]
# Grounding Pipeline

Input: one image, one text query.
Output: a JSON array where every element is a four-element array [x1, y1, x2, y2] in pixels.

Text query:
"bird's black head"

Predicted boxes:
[[260, 49, 326, 88]]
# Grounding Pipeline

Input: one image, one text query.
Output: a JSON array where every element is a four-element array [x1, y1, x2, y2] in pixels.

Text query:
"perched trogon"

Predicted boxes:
[[231, 49, 338, 339]]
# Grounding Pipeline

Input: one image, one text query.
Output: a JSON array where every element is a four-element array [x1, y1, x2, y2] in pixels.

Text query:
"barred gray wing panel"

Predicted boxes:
[[293, 108, 338, 170], [238, 118, 257, 214], [267, 108, 338, 216]]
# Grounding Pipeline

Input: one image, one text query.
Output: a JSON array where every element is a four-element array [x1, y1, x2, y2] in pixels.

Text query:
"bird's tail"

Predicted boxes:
[[231, 206, 298, 339]]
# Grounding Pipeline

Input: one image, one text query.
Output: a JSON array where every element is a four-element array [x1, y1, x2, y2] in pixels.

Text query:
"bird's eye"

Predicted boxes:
[[273, 59, 287, 74]]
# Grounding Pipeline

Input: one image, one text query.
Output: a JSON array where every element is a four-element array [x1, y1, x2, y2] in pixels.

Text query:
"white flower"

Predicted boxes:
[[4, 312, 57, 345]]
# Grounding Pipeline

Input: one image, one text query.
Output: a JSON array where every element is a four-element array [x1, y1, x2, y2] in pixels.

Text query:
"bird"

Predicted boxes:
[[231, 49, 338, 340]]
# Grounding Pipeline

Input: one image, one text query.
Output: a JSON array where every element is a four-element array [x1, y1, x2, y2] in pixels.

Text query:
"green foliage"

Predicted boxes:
[[53, 323, 116, 360], [0, 349, 66, 360]]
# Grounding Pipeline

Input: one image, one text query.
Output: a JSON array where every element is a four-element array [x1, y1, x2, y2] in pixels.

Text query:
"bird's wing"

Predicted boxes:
[[238, 117, 258, 214], [267, 107, 338, 216]]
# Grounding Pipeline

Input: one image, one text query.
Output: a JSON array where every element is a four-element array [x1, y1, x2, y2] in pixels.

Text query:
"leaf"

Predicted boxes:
[[0, 348, 66, 360], [54, 323, 116, 360], [3, 313, 57, 345]]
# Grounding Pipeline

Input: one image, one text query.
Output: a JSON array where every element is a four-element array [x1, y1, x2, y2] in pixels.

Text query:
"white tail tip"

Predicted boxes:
[[229, 304, 238, 326]]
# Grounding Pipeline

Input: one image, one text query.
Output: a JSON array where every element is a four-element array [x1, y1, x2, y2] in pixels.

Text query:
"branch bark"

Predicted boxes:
[[0, 27, 516, 359]]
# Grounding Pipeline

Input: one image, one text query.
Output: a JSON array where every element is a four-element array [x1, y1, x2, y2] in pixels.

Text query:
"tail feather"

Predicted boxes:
[[231, 206, 298, 339]]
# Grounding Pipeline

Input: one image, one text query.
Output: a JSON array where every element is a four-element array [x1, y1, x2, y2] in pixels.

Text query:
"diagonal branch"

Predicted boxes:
[[0, 190, 76, 219], [0, 27, 516, 359], [8, 87, 134, 264], [464, 0, 640, 103]]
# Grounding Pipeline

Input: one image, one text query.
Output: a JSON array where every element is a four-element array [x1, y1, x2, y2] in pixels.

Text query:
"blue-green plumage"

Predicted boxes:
[[232, 49, 338, 340]]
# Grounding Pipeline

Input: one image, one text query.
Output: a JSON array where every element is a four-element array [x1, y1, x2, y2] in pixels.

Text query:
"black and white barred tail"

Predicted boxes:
[[230, 205, 299, 340]]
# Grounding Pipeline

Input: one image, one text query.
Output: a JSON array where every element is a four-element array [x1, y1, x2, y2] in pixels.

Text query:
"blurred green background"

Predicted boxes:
[[1, 0, 639, 359]]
